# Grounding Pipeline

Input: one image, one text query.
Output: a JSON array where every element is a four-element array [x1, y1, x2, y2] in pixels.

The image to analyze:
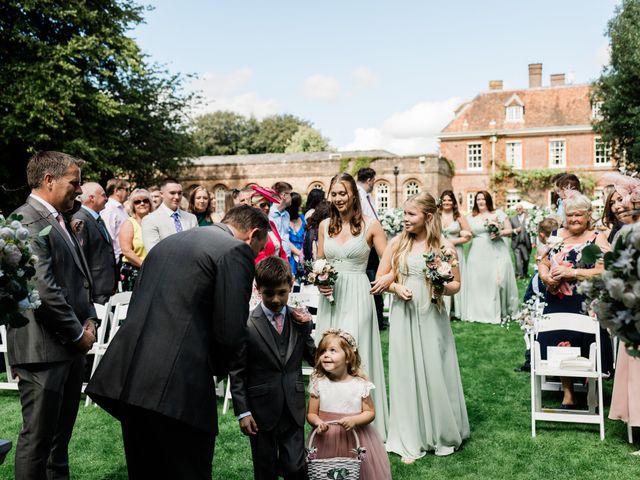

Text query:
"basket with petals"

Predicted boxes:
[[306, 421, 365, 480]]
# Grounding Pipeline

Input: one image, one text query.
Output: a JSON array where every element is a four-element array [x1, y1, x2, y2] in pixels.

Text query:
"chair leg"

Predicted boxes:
[[222, 377, 232, 415]]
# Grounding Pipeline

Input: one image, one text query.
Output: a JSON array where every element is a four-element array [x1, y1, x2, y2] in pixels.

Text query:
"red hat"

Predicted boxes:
[[250, 185, 281, 204]]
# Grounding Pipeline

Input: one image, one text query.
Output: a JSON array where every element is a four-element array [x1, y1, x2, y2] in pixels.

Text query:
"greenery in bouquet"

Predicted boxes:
[[525, 207, 553, 241], [578, 223, 640, 357], [0, 213, 42, 327], [423, 247, 458, 305], [484, 218, 501, 239], [304, 258, 339, 305], [502, 293, 548, 333], [380, 208, 404, 237]]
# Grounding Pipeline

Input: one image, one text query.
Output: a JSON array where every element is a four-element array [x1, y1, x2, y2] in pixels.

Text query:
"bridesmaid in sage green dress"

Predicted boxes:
[[378, 192, 469, 462], [461, 191, 519, 324], [315, 172, 390, 438], [440, 190, 471, 319]]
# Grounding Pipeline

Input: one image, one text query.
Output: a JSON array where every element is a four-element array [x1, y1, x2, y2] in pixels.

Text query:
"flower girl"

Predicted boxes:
[[307, 329, 391, 479]]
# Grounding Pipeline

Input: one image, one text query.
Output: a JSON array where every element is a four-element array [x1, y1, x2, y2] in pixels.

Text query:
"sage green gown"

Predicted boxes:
[[315, 220, 389, 438], [386, 252, 470, 458], [442, 220, 466, 318], [461, 210, 519, 323]]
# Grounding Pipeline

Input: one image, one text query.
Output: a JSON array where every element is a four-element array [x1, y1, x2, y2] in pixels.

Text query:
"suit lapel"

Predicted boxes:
[[250, 309, 281, 365], [284, 308, 299, 365]]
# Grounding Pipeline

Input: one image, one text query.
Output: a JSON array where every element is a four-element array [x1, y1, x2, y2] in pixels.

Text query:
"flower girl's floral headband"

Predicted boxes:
[[323, 328, 358, 352]]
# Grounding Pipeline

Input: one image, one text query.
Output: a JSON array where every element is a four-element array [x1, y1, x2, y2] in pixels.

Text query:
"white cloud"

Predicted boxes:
[[352, 67, 376, 88], [189, 68, 279, 119], [342, 97, 462, 155], [302, 74, 341, 101], [595, 43, 611, 68]]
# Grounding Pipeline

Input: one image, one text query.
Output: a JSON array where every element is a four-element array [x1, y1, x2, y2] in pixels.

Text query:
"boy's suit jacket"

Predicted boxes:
[[229, 304, 316, 431]]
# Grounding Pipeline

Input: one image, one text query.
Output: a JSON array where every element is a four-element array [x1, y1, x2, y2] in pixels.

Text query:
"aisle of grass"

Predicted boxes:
[[1, 319, 639, 479]]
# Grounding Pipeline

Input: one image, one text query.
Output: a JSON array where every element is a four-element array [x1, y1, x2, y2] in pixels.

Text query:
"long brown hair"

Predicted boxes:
[[439, 190, 460, 220], [391, 192, 442, 281], [471, 190, 495, 216], [327, 172, 364, 237], [313, 331, 365, 379]]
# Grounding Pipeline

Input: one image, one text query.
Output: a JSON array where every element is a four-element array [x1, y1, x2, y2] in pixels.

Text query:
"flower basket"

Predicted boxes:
[[307, 421, 363, 480]]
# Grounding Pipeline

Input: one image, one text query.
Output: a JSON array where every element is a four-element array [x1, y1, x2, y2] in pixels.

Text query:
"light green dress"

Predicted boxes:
[[461, 210, 519, 323], [386, 252, 470, 458], [442, 220, 466, 318], [315, 220, 389, 438]]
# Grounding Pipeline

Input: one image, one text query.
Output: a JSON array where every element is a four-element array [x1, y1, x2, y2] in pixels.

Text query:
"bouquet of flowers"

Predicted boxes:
[[0, 213, 42, 327], [504, 293, 549, 335], [380, 208, 404, 238], [578, 223, 640, 357], [305, 259, 339, 305], [423, 247, 458, 305], [484, 218, 501, 239], [525, 207, 553, 242]]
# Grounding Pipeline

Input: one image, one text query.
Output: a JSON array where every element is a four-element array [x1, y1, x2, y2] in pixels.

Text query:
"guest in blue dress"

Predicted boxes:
[[286, 192, 306, 277]]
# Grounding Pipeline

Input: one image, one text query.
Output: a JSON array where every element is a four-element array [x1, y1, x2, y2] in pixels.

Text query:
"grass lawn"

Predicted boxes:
[[1, 252, 639, 478]]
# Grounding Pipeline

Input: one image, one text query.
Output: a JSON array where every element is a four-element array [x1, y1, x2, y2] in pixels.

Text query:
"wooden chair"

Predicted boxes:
[[530, 312, 604, 440]]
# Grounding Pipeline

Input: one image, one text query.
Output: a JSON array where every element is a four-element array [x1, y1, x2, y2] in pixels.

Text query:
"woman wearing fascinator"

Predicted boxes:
[[249, 185, 288, 265]]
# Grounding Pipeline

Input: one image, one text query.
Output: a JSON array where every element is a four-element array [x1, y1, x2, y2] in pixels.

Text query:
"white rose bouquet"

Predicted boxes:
[[525, 207, 553, 242], [0, 213, 43, 327], [304, 258, 339, 305], [423, 247, 458, 305], [578, 223, 640, 357], [380, 208, 404, 238]]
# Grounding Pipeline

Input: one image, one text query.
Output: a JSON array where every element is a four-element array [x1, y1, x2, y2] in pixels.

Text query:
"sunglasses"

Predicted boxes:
[[254, 202, 270, 209], [132, 199, 150, 205]]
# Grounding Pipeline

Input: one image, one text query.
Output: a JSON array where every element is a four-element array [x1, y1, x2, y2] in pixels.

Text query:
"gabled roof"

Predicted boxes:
[[441, 84, 592, 134]]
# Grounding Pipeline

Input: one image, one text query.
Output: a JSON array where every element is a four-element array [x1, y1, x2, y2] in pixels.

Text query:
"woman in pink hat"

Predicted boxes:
[[250, 185, 288, 264]]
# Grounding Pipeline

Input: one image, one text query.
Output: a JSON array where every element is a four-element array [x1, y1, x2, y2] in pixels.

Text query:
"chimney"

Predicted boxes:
[[528, 63, 542, 88], [550, 73, 565, 87], [488, 80, 503, 90]]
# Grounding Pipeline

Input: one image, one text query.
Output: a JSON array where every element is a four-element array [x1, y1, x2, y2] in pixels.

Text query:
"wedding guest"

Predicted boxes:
[[188, 185, 215, 226], [251, 185, 288, 264], [270, 181, 294, 261], [119, 188, 154, 291], [149, 186, 162, 209], [510, 203, 533, 279], [554, 173, 582, 220], [315, 172, 389, 437], [101, 178, 130, 261], [602, 189, 623, 243], [307, 329, 391, 479], [461, 191, 519, 323], [286, 192, 306, 277], [537, 192, 611, 407], [141, 178, 197, 252], [230, 256, 315, 480], [303, 200, 331, 262], [11, 151, 97, 479], [86, 205, 270, 480], [73, 182, 118, 304], [378, 192, 469, 461], [224, 188, 241, 213], [237, 187, 254, 206], [303, 188, 326, 221], [440, 190, 471, 319]]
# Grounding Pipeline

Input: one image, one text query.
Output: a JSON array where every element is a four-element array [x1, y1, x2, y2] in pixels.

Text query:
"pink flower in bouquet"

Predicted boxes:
[[318, 272, 329, 282], [436, 262, 453, 278]]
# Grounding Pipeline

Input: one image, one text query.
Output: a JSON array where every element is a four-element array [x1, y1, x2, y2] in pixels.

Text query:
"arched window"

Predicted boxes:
[[404, 180, 420, 200], [214, 186, 226, 213], [374, 182, 390, 213]]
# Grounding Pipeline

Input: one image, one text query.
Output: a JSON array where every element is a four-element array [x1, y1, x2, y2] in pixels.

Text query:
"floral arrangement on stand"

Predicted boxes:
[[0, 213, 42, 327], [525, 207, 553, 242], [503, 293, 549, 337], [423, 247, 458, 306], [379, 208, 404, 238], [578, 222, 640, 357], [305, 259, 339, 305]]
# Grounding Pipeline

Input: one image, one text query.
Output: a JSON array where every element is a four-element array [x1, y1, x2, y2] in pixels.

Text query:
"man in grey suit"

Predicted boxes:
[[72, 182, 118, 304], [509, 203, 532, 279], [11, 151, 97, 480], [86, 205, 270, 480], [141, 177, 197, 252]]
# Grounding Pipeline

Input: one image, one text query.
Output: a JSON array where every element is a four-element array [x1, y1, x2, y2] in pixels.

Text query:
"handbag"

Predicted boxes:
[[307, 421, 364, 480]]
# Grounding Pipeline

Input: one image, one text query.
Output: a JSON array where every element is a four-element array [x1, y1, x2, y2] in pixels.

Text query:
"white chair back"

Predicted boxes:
[[0, 325, 18, 390]]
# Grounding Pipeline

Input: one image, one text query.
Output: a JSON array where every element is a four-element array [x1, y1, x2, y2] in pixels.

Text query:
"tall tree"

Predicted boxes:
[[284, 125, 332, 153], [252, 114, 311, 153], [593, 0, 640, 169], [192, 111, 259, 155], [0, 0, 196, 210]]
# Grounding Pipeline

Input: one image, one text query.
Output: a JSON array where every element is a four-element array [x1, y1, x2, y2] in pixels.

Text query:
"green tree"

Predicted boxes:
[[284, 125, 332, 153], [192, 111, 259, 155], [0, 0, 196, 210], [252, 114, 311, 153], [593, 0, 640, 169]]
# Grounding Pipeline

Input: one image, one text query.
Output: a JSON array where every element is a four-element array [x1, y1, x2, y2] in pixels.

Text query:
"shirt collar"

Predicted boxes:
[[106, 198, 124, 209], [160, 203, 179, 217], [29, 193, 58, 216], [81, 205, 100, 220], [260, 303, 286, 321]]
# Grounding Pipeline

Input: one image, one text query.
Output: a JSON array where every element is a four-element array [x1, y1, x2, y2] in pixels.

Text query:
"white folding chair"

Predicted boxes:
[[530, 312, 604, 440], [0, 325, 18, 391]]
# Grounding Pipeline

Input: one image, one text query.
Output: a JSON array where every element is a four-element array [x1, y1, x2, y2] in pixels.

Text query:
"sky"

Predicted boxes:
[[131, 0, 619, 155]]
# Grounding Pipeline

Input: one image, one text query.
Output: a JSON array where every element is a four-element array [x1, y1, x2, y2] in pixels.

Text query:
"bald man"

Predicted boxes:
[[72, 182, 119, 303]]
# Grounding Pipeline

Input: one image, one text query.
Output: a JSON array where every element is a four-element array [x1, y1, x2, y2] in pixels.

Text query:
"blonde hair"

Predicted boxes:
[[391, 192, 442, 281], [563, 193, 592, 215], [313, 330, 366, 380]]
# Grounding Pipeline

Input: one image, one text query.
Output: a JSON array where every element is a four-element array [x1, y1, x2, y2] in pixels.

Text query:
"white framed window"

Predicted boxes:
[[594, 137, 612, 166], [506, 141, 523, 169], [548, 139, 566, 168], [214, 186, 226, 213], [374, 182, 389, 212], [505, 105, 524, 122], [466, 192, 477, 211], [506, 191, 521, 210], [404, 181, 420, 200], [592, 101, 603, 120], [467, 143, 482, 170]]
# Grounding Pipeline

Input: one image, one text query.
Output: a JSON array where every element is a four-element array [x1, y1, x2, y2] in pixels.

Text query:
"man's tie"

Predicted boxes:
[[56, 213, 74, 243], [96, 215, 111, 242], [273, 313, 284, 335], [172, 211, 183, 233]]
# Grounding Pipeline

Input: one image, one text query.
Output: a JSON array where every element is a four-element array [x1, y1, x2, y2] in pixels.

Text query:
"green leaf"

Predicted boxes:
[[580, 243, 603, 265], [39, 225, 52, 236]]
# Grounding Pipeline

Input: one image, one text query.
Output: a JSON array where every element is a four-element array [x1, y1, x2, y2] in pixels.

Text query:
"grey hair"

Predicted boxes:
[[79, 182, 104, 203], [563, 193, 593, 215]]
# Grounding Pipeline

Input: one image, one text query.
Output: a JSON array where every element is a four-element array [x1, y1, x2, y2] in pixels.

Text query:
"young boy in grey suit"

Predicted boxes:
[[230, 256, 316, 480]]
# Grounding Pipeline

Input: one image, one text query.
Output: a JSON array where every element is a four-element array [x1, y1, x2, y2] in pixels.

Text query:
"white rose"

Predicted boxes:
[[15, 227, 29, 241], [622, 292, 637, 309], [314, 259, 327, 272], [606, 277, 626, 301], [0, 227, 14, 240], [10, 220, 22, 230], [436, 262, 453, 278]]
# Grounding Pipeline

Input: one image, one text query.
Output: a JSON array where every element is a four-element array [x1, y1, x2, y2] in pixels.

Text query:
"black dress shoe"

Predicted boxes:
[[0, 439, 12, 465]]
